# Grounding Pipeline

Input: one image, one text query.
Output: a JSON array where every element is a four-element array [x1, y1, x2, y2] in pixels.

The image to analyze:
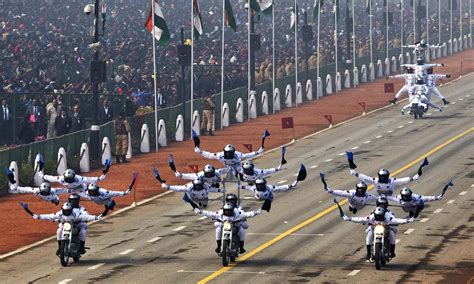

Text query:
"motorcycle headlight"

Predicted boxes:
[[223, 222, 232, 231], [63, 223, 72, 231]]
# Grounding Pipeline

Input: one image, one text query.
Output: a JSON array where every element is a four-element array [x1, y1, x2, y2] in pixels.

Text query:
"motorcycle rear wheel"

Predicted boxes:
[[221, 240, 230, 267], [60, 240, 70, 267]]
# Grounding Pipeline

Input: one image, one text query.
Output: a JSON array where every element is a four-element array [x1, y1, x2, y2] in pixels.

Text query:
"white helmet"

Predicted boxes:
[[63, 169, 76, 183], [400, 187, 413, 202], [373, 207, 386, 222], [39, 183, 51, 196], [223, 144, 236, 159], [203, 164, 215, 178]]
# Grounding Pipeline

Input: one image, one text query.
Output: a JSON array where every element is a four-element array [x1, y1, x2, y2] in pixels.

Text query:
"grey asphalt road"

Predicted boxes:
[[1, 76, 473, 284]]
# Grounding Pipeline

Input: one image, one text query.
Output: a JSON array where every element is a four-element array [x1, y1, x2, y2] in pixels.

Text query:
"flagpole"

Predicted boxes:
[[191, 0, 194, 137], [152, 0, 159, 152], [401, 0, 404, 58], [316, 0, 321, 100], [295, 0, 298, 106], [248, 0, 251, 121], [220, 0, 225, 129], [352, 0, 356, 70], [438, 0, 441, 43], [386, 0, 389, 60], [426, 0, 428, 45], [450, 0, 453, 43], [369, 0, 373, 64], [272, 1, 276, 114], [413, 0, 416, 43], [334, 0, 338, 92], [460, 0, 463, 45]]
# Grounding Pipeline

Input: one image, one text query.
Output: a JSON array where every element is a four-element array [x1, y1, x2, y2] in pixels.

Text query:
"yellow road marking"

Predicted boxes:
[[197, 127, 474, 284]]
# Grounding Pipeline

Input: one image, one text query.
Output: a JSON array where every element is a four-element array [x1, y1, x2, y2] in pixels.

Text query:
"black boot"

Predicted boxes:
[[389, 98, 397, 104], [208, 129, 214, 136], [349, 206, 357, 214], [366, 245, 372, 260], [122, 155, 129, 163], [390, 244, 396, 258], [56, 240, 61, 256], [239, 241, 246, 254], [215, 240, 221, 255], [116, 155, 121, 164], [442, 98, 450, 105], [80, 241, 86, 254]]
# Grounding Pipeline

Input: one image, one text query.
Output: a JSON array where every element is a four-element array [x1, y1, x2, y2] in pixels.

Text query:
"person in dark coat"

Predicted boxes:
[[55, 109, 72, 136], [98, 100, 114, 124], [18, 114, 35, 144], [71, 104, 85, 132], [25, 98, 45, 136], [0, 99, 12, 145]]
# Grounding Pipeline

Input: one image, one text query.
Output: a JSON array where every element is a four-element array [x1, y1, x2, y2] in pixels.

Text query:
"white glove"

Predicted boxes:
[[99, 174, 106, 181], [124, 189, 131, 195], [342, 215, 351, 221], [32, 214, 39, 220], [290, 181, 298, 188], [194, 147, 203, 154], [256, 147, 264, 154], [407, 217, 415, 223], [436, 194, 442, 201], [349, 169, 356, 175], [161, 184, 170, 190], [95, 215, 102, 221], [194, 208, 202, 214], [175, 172, 182, 178], [255, 209, 263, 215], [276, 164, 283, 171], [412, 174, 420, 180]]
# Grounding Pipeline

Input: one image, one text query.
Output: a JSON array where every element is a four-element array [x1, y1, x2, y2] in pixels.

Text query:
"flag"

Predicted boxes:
[[259, 0, 273, 15], [290, 2, 299, 31], [145, 0, 170, 46], [225, 0, 237, 32], [312, 0, 324, 21], [366, 0, 372, 13], [193, 0, 203, 39]]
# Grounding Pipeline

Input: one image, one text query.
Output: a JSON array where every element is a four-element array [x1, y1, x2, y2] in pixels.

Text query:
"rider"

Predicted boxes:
[[350, 168, 420, 196], [240, 178, 298, 211], [32, 202, 100, 256], [324, 181, 378, 214], [403, 39, 440, 58], [194, 202, 263, 254], [425, 68, 451, 105], [79, 183, 132, 216], [402, 77, 443, 114], [387, 187, 443, 218], [9, 182, 68, 205], [342, 207, 414, 260], [239, 160, 283, 184], [401, 57, 444, 78], [68, 193, 90, 254], [387, 69, 416, 104], [39, 168, 106, 192], [160, 177, 225, 208], [175, 164, 229, 187]]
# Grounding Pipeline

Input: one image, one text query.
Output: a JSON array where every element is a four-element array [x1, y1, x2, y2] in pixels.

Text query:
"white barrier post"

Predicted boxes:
[[285, 84, 292, 107], [325, 74, 333, 94], [463, 35, 467, 49], [430, 47, 436, 60], [469, 34, 472, 48], [405, 52, 411, 65], [273, 88, 281, 112], [261, 91, 269, 115], [361, 64, 368, 83], [376, 60, 383, 78], [296, 82, 303, 104], [458, 36, 462, 51], [448, 39, 453, 55], [126, 132, 132, 160], [353, 67, 359, 86], [384, 58, 390, 75], [140, 124, 150, 153], [79, 143, 90, 173], [443, 42, 448, 57], [316, 77, 323, 99], [453, 38, 458, 53], [369, 63, 375, 81], [437, 45, 442, 58], [412, 50, 416, 63], [191, 110, 200, 136], [249, 92, 257, 119], [391, 56, 397, 73], [343, 70, 351, 88], [306, 80, 313, 100], [34, 154, 43, 186], [222, 102, 230, 127], [9, 161, 18, 189], [175, 114, 184, 141], [235, 98, 244, 122], [425, 48, 430, 62], [335, 72, 342, 92], [398, 53, 404, 67], [101, 137, 111, 165], [158, 119, 167, 147], [57, 147, 67, 176]]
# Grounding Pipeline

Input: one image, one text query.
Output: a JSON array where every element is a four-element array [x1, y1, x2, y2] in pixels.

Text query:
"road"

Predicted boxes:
[[1, 75, 473, 284]]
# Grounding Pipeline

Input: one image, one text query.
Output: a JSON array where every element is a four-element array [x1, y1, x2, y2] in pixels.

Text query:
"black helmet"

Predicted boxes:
[[225, 193, 239, 207], [377, 169, 390, 183], [400, 187, 413, 202], [39, 182, 51, 196], [417, 57, 424, 65], [373, 207, 386, 222], [242, 160, 254, 175], [68, 193, 80, 208], [420, 39, 427, 48], [192, 177, 205, 191], [376, 197, 389, 209], [355, 182, 368, 197], [223, 144, 236, 159], [87, 183, 100, 196], [203, 164, 215, 178], [416, 78, 425, 85], [427, 67, 433, 75], [62, 202, 74, 216], [223, 202, 235, 217], [407, 67, 414, 74], [63, 169, 76, 183], [255, 178, 267, 192]]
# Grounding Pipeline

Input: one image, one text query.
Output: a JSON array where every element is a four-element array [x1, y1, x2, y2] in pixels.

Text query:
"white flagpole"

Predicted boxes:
[[191, 0, 194, 137], [352, 0, 356, 70], [248, 0, 251, 121], [413, 0, 416, 42], [272, 1, 276, 114], [295, 0, 298, 106], [220, 0, 225, 129], [317, 0, 321, 100], [370, 0, 373, 63], [401, 0, 404, 57], [334, 0, 338, 92], [471, 0, 473, 47], [426, 0, 429, 44], [450, 0, 453, 43], [438, 0, 441, 43], [460, 0, 463, 44], [386, 0, 389, 59], [152, 0, 159, 152]]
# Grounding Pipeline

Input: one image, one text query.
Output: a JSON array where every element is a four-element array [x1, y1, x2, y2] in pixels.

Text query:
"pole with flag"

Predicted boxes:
[[191, 0, 194, 137], [426, 0, 429, 46], [385, 0, 389, 60], [334, 0, 338, 89], [401, 0, 404, 59], [295, 0, 299, 106], [221, 0, 226, 129], [438, 0, 441, 43], [352, 0, 356, 70], [413, 0, 416, 42], [460, 0, 463, 46], [272, 0, 276, 113], [248, 0, 251, 120], [369, 0, 373, 64], [152, 0, 158, 151], [450, 0, 453, 44], [315, 0, 322, 100]]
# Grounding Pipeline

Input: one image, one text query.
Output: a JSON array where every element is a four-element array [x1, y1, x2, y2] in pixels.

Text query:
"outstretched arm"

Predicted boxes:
[[34, 213, 60, 221], [242, 209, 263, 218], [392, 174, 419, 185], [342, 215, 371, 224], [194, 147, 220, 160], [350, 169, 376, 184], [388, 217, 414, 225], [77, 174, 105, 183], [176, 171, 199, 180], [167, 185, 191, 192], [103, 189, 128, 197], [325, 187, 352, 198], [10, 185, 35, 194], [194, 208, 220, 219], [240, 148, 264, 160]]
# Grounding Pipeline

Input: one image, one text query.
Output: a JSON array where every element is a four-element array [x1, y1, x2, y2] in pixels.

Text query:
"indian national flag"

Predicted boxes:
[[312, 0, 324, 21], [225, 0, 237, 31], [290, 3, 299, 31], [193, 0, 203, 39], [145, 0, 170, 46]]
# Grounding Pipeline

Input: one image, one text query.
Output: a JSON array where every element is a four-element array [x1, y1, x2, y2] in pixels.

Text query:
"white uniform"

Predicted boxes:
[[195, 147, 263, 173], [350, 169, 419, 196], [389, 74, 416, 99], [387, 193, 440, 215], [35, 210, 98, 241], [405, 84, 442, 111], [240, 165, 282, 184], [197, 208, 261, 241], [39, 171, 105, 192], [164, 183, 224, 207], [426, 74, 448, 100], [79, 188, 128, 207], [241, 183, 296, 201], [325, 187, 378, 211], [9, 184, 67, 204], [175, 168, 229, 187], [73, 205, 91, 241], [401, 63, 443, 77], [404, 43, 439, 58]]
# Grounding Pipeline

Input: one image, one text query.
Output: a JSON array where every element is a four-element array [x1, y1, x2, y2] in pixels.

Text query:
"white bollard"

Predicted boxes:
[[453, 38, 458, 53], [430, 47, 436, 60], [9, 161, 18, 189], [261, 91, 269, 115], [101, 137, 111, 165], [249, 92, 257, 119], [361, 64, 368, 83], [79, 143, 90, 173], [412, 50, 417, 63], [126, 132, 132, 160], [353, 67, 359, 86], [425, 48, 430, 62], [406, 52, 411, 65], [369, 63, 375, 81], [316, 77, 323, 98], [191, 110, 200, 136], [306, 80, 313, 100], [34, 154, 43, 186], [344, 70, 351, 88], [399, 53, 404, 67], [469, 34, 472, 48], [285, 84, 292, 107], [222, 102, 230, 127], [458, 36, 462, 51], [273, 88, 281, 112], [335, 72, 342, 92], [463, 35, 467, 49], [325, 74, 333, 95], [376, 60, 383, 78], [57, 147, 67, 176], [175, 114, 184, 142], [296, 82, 303, 104], [158, 119, 167, 147], [391, 56, 397, 73], [235, 98, 244, 123], [384, 58, 390, 75], [443, 42, 448, 57], [140, 124, 150, 153], [448, 39, 453, 55]]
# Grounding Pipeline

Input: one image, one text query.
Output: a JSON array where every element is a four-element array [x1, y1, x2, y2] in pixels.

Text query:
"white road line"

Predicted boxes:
[[386, 130, 394, 133], [324, 158, 333, 162], [58, 280, 73, 284], [338, 152, 346, 156], [347, 270, 361, 276], [147, 237, 163, 243], [277, 180, 288, 184], [395, 239, 401, 244], [443, 105, 449, 108], [447, 199, 455, 204], [452, 101, 457, 105], [458, 98, 464, 101], [404, 228, 415, 235], [352, 146, 359, 150], [177, 270, 265, 275], [310, 165, 319, 169], [459, 191, 467, 196], [88, 263, 105, 270], [198, 216, 208, 220], [471, 184, 474, 187], [363, 140, 371, 144], [375, 135, 383, 139], [173, 226, 187, 231], [293, 173, 299, 177], [398, 125, 404, 129], [466, 94, 471, 97], [243, 196, 253, 200], [426, 112, 433, 116], [247, 233, 324, 237], [434, 208, 443, 214], [119, 249, 135, 255], [408, 121, 414, 124], [420, 218, 429, 223]]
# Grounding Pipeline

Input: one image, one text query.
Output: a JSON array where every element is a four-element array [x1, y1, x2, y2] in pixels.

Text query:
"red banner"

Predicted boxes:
[[188, 164, 199, 173], [281, 117, 294, 129], [243, 144, 253, 152], [384, 83, 395, 93]]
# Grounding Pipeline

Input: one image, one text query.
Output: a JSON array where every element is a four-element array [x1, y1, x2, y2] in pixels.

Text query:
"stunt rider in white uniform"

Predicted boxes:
[[387, 70, 416, 104], [403, 39, 440, 59], [79, 183, 132, 216], [425, 68, 451, 105], [39, 169, 106, 192], [9, 181, 67, 205], [401, 57, 444, 78], [239, 160, 283, 184], [160, 177, 225, 208], [175, 164, 229, 188], [194, 144, 263, 174], [240, 178, 299, 211]]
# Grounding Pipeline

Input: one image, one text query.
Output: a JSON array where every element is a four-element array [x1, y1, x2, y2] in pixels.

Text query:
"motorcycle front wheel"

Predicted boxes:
[[60, 240, 70, 267], [221, 240, 230, 267], [374, 243, 382, 270]]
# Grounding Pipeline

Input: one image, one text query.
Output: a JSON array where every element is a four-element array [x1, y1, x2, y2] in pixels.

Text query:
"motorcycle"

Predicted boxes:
[[409, 93, 428, 119], [59, 221, 82, 266], [372, 224, 391, 270], [220, 219, 241, 267]]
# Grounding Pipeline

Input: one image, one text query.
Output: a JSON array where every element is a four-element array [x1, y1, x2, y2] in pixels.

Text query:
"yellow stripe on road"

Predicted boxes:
[[197, 127, 474, 284]]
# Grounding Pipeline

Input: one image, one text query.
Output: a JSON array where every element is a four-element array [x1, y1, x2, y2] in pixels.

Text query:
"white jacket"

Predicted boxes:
[[326, 187, 378, 210], [9, 184, 67, 204], [350, 169, 419, 196]]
